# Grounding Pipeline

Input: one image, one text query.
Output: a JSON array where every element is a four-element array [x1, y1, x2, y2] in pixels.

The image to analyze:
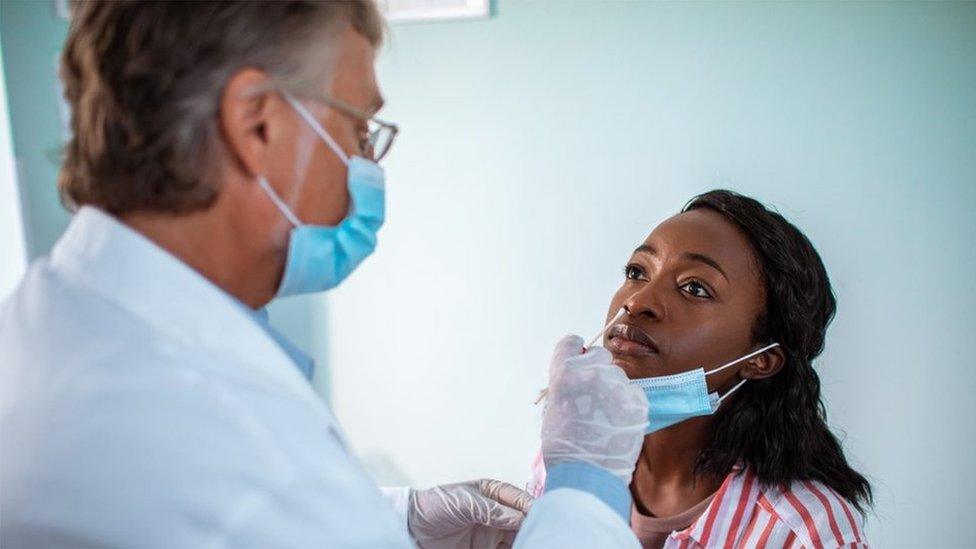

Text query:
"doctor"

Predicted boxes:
[[0, 1, 648, 547]]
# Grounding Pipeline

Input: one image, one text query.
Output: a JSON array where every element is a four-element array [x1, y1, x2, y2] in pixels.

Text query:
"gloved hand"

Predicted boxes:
[[408, 479, 534, 549], [542, 334, 649, 485]]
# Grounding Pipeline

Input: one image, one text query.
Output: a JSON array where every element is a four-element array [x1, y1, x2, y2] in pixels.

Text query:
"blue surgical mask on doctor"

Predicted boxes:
[[630, 342, 780, 434], [256, 93, 385, 297]]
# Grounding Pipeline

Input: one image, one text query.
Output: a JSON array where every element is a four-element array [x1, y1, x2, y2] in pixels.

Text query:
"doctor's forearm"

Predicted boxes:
[[513, 476, 639, 549]]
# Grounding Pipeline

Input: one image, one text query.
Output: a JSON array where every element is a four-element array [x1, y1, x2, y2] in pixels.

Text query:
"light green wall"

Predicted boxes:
[[3, 1, 974, 546], [327, 1, 973, 546], [0, 0, 70, 259]]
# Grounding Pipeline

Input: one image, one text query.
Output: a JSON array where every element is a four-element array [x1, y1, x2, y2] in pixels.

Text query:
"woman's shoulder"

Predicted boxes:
[[757, 475, 868, 548], [666, 469, 869, 548]]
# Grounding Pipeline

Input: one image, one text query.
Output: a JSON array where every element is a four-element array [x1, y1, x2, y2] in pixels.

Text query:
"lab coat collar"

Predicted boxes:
[[50, 206, 316, 401]]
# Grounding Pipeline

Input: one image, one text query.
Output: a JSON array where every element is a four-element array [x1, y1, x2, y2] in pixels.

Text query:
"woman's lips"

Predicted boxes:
[[605, 324, 659, 356]]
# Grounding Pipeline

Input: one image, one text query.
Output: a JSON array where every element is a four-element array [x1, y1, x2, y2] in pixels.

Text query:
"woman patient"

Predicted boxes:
[[537, 190, 872, 548]]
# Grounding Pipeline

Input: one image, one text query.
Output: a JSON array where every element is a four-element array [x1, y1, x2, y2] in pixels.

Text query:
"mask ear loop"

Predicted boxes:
[[258, 92, 353, 228], [257, 175, 303, 228], [705, 342, 780, 404], [717, 378, 749, 404], [281, 92, 350, 166]]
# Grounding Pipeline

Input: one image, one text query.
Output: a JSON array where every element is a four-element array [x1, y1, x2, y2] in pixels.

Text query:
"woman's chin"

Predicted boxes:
[[611, 353, 661, 378]]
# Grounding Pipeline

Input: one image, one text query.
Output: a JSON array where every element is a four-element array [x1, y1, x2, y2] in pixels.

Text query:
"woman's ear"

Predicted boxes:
[[740, 345, 785, 380]]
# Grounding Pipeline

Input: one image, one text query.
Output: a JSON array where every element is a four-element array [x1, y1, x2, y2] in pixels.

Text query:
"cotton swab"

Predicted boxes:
[[533, 308, 626, 405]]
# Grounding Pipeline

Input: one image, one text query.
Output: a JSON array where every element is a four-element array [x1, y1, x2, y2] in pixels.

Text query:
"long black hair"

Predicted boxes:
[[684, 189, 872, 512]]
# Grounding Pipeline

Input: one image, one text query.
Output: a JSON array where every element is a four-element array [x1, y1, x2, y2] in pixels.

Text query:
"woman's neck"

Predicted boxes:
[[630, 416, 724, 518]]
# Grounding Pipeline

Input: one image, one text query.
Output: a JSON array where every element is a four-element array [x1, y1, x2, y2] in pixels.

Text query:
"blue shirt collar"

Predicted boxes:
[[245, 307, 316, 381]]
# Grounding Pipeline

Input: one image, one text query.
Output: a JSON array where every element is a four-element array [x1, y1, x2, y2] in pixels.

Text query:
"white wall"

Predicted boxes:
[[0, 39, 28, 301], [324, 2, 974, 546]]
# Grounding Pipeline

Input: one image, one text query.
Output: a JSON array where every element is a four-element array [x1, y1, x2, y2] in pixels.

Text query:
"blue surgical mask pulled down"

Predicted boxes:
[[630, 342, 780, 434], [257, 93, 385, 297]]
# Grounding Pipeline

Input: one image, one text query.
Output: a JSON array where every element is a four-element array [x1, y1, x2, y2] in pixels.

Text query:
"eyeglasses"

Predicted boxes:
[[300, 93, 399, 163]]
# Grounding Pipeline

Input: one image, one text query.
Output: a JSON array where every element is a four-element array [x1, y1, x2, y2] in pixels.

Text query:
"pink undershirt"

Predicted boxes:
[[629, 494, 715, 549]]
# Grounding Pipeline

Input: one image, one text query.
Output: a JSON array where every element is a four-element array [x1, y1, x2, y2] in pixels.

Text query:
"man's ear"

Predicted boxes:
[[740, 345, 785, 380], [218, 68, 276, 179]]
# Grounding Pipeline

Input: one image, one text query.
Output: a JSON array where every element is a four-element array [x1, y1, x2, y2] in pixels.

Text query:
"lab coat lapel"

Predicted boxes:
[[50, 207, 324, 412]]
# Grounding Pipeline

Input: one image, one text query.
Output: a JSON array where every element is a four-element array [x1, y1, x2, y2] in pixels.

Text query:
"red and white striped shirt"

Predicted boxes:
[[661, 467, 868, 548]]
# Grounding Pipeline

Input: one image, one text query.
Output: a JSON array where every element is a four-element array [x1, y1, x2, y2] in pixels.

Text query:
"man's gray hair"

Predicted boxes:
[[59, 0, 384, 215]]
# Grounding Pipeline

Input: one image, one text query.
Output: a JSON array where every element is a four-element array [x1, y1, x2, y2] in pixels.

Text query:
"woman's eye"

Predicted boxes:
[[680, 280, 713, 299], [624, 264, 645, 280]]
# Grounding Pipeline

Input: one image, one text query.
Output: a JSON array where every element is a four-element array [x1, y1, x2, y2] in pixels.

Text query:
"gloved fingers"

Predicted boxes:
[[626, 379, 650, 408], [408, 481, 534, 545], [467, 525, 518, 549], [564, 344, 613, 368], [482, 498, 526, 530], [409, 483, 471, 533], [556, 350, 619, 402], [554, 361, 630, 403], [498, 528, 517, 548], [549, 334, 584, 380], [596, 361, 638, 390], [478, 479, 534, 514]]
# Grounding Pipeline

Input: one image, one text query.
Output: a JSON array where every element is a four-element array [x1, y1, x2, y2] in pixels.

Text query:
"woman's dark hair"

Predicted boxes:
[[684, 189, 872, 512]]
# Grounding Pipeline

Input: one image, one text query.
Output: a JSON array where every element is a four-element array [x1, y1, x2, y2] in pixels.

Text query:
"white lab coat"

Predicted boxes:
[[0, 206, 637, 548]]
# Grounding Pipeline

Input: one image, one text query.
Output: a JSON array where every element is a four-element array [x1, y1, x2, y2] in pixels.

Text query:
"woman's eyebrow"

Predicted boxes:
[[683, 252, 728, 281], [633, 245, 728, 281]]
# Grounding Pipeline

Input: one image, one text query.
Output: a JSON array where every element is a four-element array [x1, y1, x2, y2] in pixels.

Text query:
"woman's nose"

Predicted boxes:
[[623, 282, 666, 322]]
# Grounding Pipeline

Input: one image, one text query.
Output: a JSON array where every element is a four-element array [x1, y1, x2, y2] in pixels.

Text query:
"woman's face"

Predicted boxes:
[[605, 208, 766, 393]]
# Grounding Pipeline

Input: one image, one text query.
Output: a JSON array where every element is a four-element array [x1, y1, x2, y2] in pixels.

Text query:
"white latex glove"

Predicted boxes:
[[408, 479, 535, 549], [542, 334, 649, 485]]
